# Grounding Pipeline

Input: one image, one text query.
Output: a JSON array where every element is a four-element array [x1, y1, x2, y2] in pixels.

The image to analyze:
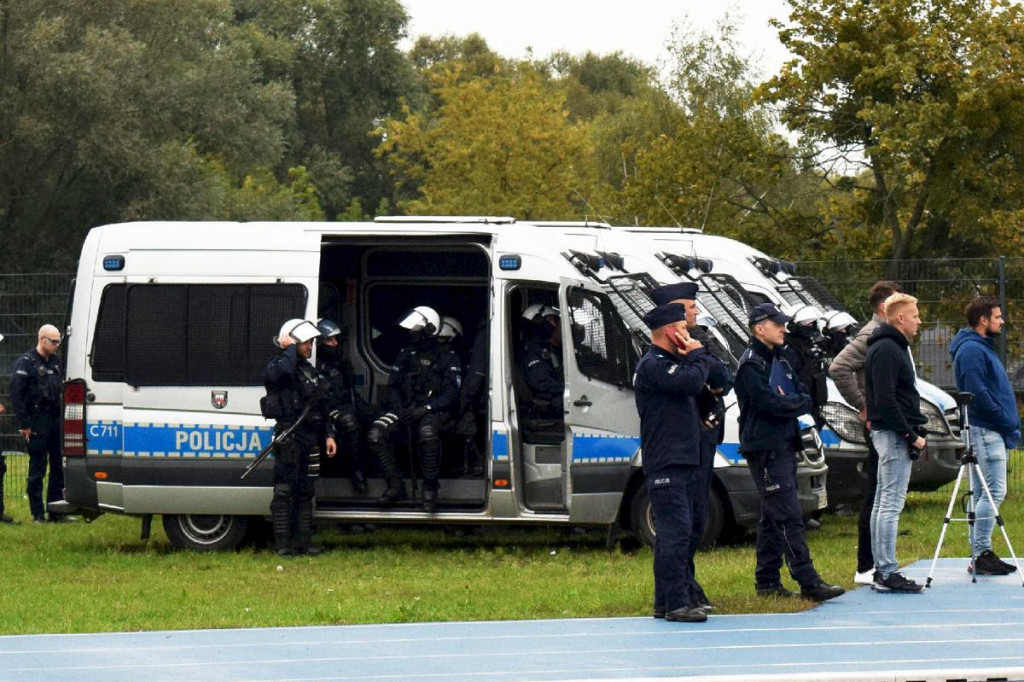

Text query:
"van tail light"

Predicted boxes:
[[63, 380, 87, 457]]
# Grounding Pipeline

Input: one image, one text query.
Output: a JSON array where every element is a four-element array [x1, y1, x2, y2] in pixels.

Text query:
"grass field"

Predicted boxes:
[[0, 482, 1015, 636]]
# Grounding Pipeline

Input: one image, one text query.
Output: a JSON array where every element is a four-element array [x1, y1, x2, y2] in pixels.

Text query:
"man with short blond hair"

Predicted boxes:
[[865, 293, 927, 592]]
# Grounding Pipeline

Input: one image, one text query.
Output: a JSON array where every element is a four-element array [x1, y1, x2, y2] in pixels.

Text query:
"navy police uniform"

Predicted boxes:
[[634, 303, 714, 619], [262, 344, 335, 554], [317, 343, 374, 489], [521, 336, 564, 418], [10, 347, 64, 521], [367, 336, 462, 509], [735, 304, 841, 600]]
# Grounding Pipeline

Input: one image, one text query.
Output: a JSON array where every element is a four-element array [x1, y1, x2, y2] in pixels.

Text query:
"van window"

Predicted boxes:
[[90, 283, 306, 385], [566, 287, 633, 388]]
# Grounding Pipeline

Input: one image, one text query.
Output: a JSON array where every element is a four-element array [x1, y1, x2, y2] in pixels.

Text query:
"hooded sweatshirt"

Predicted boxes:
[[864, 322, 926, 441], [949, 328, 1020, 448]]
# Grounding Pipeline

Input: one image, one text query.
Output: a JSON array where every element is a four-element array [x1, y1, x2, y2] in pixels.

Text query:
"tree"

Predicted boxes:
[[759, 0, 1024, 265], [377, 66, 597, 220]]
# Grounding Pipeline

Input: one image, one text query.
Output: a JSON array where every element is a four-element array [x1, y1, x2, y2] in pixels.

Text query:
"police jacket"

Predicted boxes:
[[633, 345, 714, 475], [735, 339, 810, 453], [864, 323, 926, 442], [317, 346, 367, 411], [521, 337, 564, 406], [783, 330, 828, 412], [261, 345, 335, 444], [10, 348, 62, 430], [460, 322, 489, 408], [385, 338, 462, 415]]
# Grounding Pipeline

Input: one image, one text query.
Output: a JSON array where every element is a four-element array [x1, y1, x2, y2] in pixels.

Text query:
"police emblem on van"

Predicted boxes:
[[211, 391, 228, 409]]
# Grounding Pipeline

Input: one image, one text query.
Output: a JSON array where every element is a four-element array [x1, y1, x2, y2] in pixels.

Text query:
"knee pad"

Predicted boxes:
[[418, 420, 439, 442], [272, 483, 293, 504], [366, 424, 390, 446], [336, 410, 359, 436]]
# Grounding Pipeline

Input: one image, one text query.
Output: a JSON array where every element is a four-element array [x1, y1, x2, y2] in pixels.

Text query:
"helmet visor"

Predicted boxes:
[[289, 320, 321, 344]]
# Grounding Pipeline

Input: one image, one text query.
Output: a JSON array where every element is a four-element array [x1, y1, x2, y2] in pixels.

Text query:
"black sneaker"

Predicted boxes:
[[665, 606, 708, 623], [756, 584, 797, 598], [872, 570, 924, 593], [970, 549, 1016, 576], [32, 516, 46, 524], [800, 580, 845, 602], [695, 597, 715, 612], [0, 513, 15, 524]]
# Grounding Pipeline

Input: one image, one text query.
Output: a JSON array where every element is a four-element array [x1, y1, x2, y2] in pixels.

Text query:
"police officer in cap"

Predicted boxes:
[[316, 319, 370, 493], [649, 282, 733, 611], [634, 302, 715, 623], [11, 324, 68, 523], [734, 303, 843, 601], [520, 304, 564, 419], [262, 319, 337, 556], [367, 306, 462, 512]]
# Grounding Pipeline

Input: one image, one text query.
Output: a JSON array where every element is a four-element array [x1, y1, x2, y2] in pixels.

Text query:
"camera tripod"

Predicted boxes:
[[926, 391, 1024, 587]]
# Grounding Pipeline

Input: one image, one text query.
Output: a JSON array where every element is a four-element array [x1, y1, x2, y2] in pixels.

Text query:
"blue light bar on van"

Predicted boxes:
[[103, 255, 125, 271], [499, 255, 521, 271]]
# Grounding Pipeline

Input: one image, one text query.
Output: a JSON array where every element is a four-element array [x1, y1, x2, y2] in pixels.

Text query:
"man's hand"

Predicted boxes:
[[18, 427, 31, 440], [325, 437, 337, 457], [859, 407, 868, 423], [673, 331, 702, 355], [912, 436, 926, 450], [400, 406, 427, 423], [278, 334, 295, 348]]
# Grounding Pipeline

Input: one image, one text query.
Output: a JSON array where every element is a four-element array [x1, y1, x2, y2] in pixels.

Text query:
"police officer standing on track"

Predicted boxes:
[[262, 319, 337, 557], [735, 303, 844, 601], [11, 324, 69, 523], [367, 306, 462, 512], [316, 318, 369, 493], [520, 305, 564, 419], [634, 302, 715, 623], [648, 282, 732, 611]]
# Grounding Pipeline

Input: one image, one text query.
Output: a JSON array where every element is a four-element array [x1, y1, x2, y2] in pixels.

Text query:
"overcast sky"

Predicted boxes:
[[400, 0, 794, 77]]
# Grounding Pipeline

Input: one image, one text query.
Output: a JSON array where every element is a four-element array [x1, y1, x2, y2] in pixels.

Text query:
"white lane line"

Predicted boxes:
[[7, 637, 1024, 674]]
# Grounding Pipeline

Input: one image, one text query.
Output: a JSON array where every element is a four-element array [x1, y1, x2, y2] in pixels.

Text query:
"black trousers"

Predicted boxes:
[[745, 448, 820, 588], [270, 438, 315, 545], [856, 425, 880, 573], [27, 425, 63, 519], [647, 465, 699, 613], [686, 435, 717, 603]]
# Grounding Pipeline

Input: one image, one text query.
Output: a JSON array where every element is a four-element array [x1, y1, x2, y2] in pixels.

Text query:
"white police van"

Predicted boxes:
[[618, 227, 964, 502], [58, 218, 763, 550]]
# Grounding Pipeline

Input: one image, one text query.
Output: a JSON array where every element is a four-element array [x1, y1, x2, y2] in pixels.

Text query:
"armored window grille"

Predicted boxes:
[[792, 276, 844, 311], [566, 287, 632, 387], [90, 283, 306, 386]]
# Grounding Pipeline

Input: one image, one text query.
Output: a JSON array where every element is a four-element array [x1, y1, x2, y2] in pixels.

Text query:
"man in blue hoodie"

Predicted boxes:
[[949, 295, 1020, 576]]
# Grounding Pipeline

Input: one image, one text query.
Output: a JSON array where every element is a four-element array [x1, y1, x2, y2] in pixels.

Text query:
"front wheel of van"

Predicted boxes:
[[162, 514, 249, 551], [628, 483, 726, 549]]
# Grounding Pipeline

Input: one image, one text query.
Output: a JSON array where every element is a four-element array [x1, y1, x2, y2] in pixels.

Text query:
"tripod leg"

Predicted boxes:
[[972, 460, 1024, 586], [927, 462, 968, 588]]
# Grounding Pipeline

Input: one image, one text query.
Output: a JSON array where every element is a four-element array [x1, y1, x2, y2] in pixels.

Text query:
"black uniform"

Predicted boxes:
[[455, 320, 489, 475], [10, 348, 64, 521], [783, 327, 828, 426], [261, 344, 334, 554], [634, 344, 714, 615], [367, 336, 462, 506], [520, 336, 564, 418], [317, 344, 374, 488], [734, 339, 824, 591]]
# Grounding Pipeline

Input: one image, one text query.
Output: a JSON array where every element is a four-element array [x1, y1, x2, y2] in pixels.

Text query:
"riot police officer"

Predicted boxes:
[[367, 306, 462, 512], [735, 303, 843, 601], [262, 319, 337, 556], [10, 324, 67, 523], [520, 304, 564, 418], [455, 318, 488, 476], [315, 318, 370, 493], [782, 305, 829, 427]]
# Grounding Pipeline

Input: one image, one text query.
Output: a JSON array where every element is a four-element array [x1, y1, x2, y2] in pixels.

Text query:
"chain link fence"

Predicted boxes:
[[1, 274, 75, 500]]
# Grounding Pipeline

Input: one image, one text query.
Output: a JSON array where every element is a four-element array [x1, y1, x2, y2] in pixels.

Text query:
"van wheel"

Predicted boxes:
[[629, 484, 727, 549], [162, 514, 248, 551]]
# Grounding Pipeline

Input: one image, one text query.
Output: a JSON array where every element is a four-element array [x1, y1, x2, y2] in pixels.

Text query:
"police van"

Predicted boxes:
[[59, 217, 768, 550], [616, 227, 964, 501]]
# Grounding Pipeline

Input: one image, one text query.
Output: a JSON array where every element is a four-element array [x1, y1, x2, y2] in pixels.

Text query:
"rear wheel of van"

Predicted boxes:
[[628, 483, 726, 549], [162, 513, 249, 551]]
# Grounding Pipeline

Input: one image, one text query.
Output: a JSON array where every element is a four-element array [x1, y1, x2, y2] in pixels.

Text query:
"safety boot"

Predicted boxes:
[[294, 500, 323, 556], [272, 506, 294, 557], [379, 476, 406, 504], [423, 487, 438, 513]]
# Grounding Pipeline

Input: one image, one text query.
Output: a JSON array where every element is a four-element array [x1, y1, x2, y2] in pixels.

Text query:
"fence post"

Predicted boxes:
[[999, 255, 1008, 365]]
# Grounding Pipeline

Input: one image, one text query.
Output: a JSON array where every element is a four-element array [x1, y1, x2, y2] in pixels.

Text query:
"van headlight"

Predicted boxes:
[[920, 399, 952, 438], [820, 402, 868, 445]]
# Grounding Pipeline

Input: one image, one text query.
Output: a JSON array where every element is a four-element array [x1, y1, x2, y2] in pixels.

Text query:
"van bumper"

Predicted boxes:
[[61, 458, 99, 512]]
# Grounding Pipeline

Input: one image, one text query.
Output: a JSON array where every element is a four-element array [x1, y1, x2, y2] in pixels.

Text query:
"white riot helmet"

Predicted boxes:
[[824, 311, 858, 333], [438, 316, 463, 340], [398, 306, 441, 336], [522, 304, 560, 324], [787, 304, 823, 328], [276, 318, 321, 347]]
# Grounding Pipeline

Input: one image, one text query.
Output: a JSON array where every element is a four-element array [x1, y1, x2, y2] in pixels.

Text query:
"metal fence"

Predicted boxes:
[[0, 274, 75, 499]]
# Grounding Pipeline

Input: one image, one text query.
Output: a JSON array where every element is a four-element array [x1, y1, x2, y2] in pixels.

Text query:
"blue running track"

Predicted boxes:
[[2, 559, 1023, 682]]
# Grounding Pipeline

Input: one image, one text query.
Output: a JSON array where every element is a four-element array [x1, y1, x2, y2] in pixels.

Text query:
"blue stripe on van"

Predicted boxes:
[[571, 434, 639, 464], [819, 427, 841, 447], [121, 422, 272, 458], [491, 430, 509, 461], [86, 421, 122, 455], [717, 441, 742, 464]]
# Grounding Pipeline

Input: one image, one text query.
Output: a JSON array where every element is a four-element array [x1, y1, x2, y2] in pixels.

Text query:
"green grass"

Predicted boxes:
[[0, 488, 1015, 635]]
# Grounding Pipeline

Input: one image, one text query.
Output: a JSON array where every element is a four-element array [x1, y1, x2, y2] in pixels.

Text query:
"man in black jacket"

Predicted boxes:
[[864, 293, 927, 593], [634, 302, 714, 623], [735, 304, 844, 602]]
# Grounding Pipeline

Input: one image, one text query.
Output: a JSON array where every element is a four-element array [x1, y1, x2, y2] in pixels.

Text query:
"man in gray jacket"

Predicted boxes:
[[828, 280, 901, 584]]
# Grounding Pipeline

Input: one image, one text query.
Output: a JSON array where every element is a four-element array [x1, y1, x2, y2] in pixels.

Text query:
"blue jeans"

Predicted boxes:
[[870, 429, 913, 578], [969, 425, 1008, 555]]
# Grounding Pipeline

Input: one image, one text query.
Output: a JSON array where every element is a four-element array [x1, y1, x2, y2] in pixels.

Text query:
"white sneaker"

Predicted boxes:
[[854, 569, 875, 585]]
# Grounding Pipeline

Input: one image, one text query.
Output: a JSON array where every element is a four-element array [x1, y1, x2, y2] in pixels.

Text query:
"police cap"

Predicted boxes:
[[748, 303, 791, 326], [650, 282, 698, 305], [643, 303, 689, 330]]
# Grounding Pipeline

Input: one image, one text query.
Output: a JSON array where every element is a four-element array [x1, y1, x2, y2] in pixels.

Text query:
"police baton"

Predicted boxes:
[[241, 383, 328, 480]]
